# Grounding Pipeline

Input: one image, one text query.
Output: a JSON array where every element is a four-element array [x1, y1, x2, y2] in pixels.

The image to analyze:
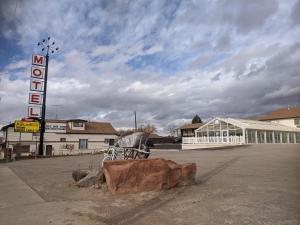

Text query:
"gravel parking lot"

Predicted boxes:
[[1, 144, 300, 225]]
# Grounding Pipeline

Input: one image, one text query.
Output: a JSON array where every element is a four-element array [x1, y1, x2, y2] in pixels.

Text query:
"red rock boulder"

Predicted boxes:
[[102, 158, 196, 194]]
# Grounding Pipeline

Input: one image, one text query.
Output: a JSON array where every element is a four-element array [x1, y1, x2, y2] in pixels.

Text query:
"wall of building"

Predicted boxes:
[[68, 121, 85, 130], [182, 143, 243, 150], [269, 118, 300, 129], [181, 129, 196, 137], [3, 127, 117, 156]]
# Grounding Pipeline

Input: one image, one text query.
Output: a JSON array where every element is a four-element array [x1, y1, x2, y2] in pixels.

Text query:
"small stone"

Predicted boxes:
[[72, 170, 88, 182], [76, 170, 101, 187]]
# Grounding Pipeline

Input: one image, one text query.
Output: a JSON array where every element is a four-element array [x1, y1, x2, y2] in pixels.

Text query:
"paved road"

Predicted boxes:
[[0, 166, 104, 225], [0, 167, 44, 209], [0, 144, 300, 225], [152, 143, 181, 149]]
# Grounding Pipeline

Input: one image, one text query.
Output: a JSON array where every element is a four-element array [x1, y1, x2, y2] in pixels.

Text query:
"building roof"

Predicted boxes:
[[0, 123, 14, 131], [66, 119, 88, 123], [46, 119, 67, 123], [196, 117, 300, 132], [148, 133, 163, 139], [66, 121, 118, 135], [180, 123, 203, 130], [257, 106, 300, 121], [1, 119, 118, 135]]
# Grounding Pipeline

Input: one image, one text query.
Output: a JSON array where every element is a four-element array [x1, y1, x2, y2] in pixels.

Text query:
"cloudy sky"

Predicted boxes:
[[0, 0, 300, 134]]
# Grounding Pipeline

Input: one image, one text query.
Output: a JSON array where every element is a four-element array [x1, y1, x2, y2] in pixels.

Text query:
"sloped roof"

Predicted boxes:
[[180, 123, 203, 130], [1, 119, 118, 135], [0, 123, 14, 131], [46, 119, 67, 123], [148, 133, 162, 139], [66, 121, 118, 135], [257, 106, 300, 121], [199, 118, 300, 132], [66, 119, 88, 122]]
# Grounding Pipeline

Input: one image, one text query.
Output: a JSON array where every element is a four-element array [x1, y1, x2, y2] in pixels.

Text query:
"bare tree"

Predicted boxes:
[[117, 124, 157, 137], [167, 124, 176, 136]]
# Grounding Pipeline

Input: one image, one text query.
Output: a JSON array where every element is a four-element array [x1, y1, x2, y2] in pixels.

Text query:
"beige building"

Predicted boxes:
[[180, 123, 203, 137], [1, 119, 118, 158], [257, 106, 300, 129]]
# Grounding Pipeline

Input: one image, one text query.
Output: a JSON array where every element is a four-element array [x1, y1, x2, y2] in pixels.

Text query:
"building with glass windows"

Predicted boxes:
[[182, 117, 300, 150]]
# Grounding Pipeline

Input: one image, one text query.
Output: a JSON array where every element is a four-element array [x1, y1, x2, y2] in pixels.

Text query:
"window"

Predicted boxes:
[[296, 133, 300, 143], [282, 132, 287, 143], [247, 130, 256, 144], [209, 131, 215, 137], [274, 132, 281, 143], [105, 139, 115, 146], [289, 133, 295, 143], [257, 130, 265, 143], [79, 139, 88, 149], [74, 121, 83, 127], [294, 119, 300, 125], [266, 131, 273, 143], [60, 138, 66, 142], [236, 129, 243, 136]]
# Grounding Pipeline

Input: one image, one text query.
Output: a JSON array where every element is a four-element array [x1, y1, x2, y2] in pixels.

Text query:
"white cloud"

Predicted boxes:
[[0, 0, 300, 133], [91, 45, 119, 57], [4, 60, 30, 71]]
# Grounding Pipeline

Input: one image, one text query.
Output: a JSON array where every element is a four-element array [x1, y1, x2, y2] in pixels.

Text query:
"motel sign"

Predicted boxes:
[[28, 54, 45, 118]]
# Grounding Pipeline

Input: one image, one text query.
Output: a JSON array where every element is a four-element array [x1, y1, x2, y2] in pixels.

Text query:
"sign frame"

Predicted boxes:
[[28, 106, 42, 118], [29, 93, 43, 105], [31, 66, 45, 79], [32, 54, 45, 67], [30, 79, 44, 92], [14, 120, 40, 133]]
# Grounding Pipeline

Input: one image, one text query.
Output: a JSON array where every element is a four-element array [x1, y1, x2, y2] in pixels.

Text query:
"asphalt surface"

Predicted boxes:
[[152, 143, 181, 149], [0, 144, 300, 225]]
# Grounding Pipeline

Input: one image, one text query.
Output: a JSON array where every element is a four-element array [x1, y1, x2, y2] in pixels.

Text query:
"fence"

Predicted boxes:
[[182, 136, 244, 145]]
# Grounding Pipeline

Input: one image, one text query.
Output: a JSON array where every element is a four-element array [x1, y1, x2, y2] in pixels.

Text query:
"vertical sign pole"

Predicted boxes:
[[38, 53, 49, 156], [34, 37, 58, 156]]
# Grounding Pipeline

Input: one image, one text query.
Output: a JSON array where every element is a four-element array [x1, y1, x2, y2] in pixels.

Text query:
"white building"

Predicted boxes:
[[1, 119, 118, 158], [182, 118, 300, 150], [257, 106, 300, 129]]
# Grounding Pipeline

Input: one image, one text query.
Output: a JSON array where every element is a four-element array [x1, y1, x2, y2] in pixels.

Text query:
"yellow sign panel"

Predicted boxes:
[[14, 121, 40, 133]]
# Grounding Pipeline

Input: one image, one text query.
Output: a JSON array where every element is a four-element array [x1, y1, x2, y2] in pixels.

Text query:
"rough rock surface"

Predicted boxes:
[[102, 158, 196, 194]]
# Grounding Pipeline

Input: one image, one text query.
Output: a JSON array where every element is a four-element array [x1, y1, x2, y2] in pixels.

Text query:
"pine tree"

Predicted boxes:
[[192, 114, 202, 124]]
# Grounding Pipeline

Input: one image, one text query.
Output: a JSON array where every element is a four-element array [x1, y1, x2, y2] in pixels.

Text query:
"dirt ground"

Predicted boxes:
[[1, 144, 300, 225]]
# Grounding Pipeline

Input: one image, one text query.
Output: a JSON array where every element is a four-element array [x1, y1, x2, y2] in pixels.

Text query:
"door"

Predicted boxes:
[[222, 130, 228, 143], [4, 148, 12, 159], [109, 139, 115, 146], [46, 145, 53, 156]]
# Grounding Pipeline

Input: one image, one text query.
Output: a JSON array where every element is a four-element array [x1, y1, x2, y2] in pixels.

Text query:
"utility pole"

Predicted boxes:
[[52, 104, 62, 119], [134, 111, 137, 131], [37, 37, 59, 156]]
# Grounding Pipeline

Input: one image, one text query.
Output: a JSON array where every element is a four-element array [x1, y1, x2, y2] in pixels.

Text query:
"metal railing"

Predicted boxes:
[[182, 136, 244, 145]]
